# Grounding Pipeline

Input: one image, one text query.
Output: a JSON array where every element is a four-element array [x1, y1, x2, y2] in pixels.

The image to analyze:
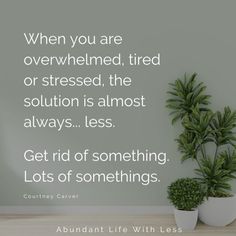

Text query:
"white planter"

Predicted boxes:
[[174, 208, 198, 230], [198, 194, 236, 226]]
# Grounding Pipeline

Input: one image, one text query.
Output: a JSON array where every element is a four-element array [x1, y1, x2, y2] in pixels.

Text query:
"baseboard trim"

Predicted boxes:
[[0, 205, 173, 215]]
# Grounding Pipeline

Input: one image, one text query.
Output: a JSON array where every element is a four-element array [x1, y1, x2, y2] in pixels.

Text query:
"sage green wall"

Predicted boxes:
[[0, 0, 235, 206]]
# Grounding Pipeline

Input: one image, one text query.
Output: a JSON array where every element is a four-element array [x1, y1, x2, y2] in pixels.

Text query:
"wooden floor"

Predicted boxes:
[[0, 215, 235, 236]]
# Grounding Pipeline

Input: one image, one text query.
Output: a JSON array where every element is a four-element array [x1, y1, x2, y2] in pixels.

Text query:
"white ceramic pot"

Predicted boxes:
[[198, 194, 236, 226], [174, 208, 198, 230]]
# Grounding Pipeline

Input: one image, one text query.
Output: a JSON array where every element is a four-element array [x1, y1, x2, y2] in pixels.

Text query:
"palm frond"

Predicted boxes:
[[210, 107, 236, 147], [195, 150, 236, 197], [166, 73, 211, 124]]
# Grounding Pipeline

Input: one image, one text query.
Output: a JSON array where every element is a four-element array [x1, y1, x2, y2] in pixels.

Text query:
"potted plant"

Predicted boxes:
[[166, 73, 236, 226], [168, 178, 204, 230]]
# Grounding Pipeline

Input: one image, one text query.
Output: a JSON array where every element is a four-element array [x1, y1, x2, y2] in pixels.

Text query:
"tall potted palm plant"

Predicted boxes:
[[166, 73, 236, 226]]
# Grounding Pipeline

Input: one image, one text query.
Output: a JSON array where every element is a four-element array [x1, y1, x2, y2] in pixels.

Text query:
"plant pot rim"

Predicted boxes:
[[175, 208, 198, 212], [207, 193, 236, 200]]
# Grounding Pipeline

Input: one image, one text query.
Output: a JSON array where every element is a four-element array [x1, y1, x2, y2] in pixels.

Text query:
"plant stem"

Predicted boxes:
[[195, 147, 207, 178], [196, 157, 206, 178], [203, 144, 207, 157], [213, 145, 219, 164], [212, 145, 219, 173], [200, 145, 206, 159]]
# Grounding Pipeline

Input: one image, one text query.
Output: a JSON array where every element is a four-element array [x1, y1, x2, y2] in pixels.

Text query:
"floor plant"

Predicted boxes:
[[166, 73, 236, 198]]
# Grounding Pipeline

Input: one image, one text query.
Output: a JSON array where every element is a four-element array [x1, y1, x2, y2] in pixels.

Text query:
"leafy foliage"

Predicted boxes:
[[168, 178, 204, 211], [166, 73, 236, 197], [176, 130, 199, 162], [166, 73, 211, 124], [182, 107, 215, 144], [210, 107, 236, 147], [176, 107, 215, 162], [195, 150, 236, 197]]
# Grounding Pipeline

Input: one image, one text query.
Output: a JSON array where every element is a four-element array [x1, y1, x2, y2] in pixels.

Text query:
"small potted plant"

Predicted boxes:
[[168, 178, 204, 230]]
